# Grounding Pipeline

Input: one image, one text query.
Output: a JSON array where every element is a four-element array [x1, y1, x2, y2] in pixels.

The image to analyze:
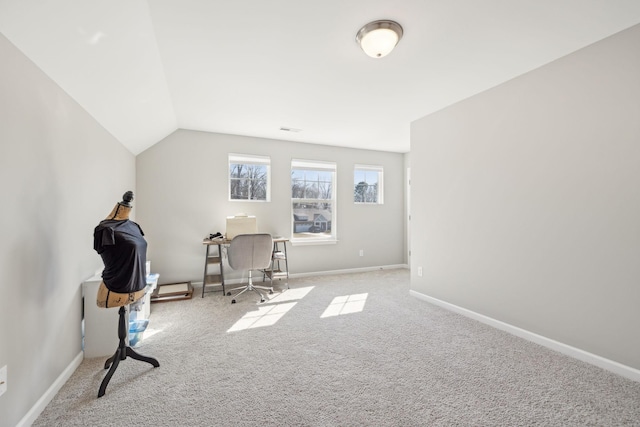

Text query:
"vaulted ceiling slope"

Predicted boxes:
[[2, 1, 640, 155]]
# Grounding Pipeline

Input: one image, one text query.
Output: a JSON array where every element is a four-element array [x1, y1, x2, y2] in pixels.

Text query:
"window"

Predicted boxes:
[[354, 165, 383, 204], [229, 154, 270, 201], [291, 159, 336, 242]]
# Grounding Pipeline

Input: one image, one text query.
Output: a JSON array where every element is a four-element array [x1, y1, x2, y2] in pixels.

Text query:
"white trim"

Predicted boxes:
[[17, 351, 84, 427], [354, 164, 383, 171], [291, 239, 338, 246], [410, 290, 640, 383], [192, 264, 410, 287], [290, 264, 408, 278], [291, 158, 336, 170], [228, 153, 271, 164]]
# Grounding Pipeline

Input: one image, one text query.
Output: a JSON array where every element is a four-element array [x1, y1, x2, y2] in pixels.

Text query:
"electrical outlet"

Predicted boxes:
[[0, 365, 7, 397], [359, 249, 364, 257], [417, 267, 423, 277]]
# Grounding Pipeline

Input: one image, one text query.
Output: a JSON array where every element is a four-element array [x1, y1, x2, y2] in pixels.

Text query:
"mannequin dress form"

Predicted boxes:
[[95, 191, 147, 308], [93, 191, 159, 398]]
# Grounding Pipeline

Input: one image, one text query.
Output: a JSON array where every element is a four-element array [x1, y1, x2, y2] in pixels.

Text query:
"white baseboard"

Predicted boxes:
[[193, 264, 410, 287], [290, 264, 409, 279], [17, 351, 83, 427], [410, 290, 640, 383]]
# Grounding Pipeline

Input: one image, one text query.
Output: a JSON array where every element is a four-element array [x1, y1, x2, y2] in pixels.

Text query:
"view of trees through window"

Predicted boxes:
[[227, 155, 382, 241], [291, 165, 335, 240], [354, 166, 383, 204], [229, 154, 270, 201]]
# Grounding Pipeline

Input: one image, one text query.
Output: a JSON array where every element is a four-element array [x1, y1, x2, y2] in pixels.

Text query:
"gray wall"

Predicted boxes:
[[410, 24, 640, 370], [136, 130, 406, 285], [0, 33, 136, 427]]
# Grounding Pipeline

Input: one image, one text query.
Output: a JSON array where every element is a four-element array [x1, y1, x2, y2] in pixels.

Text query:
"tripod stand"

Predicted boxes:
[[98, 305, 159, 397]]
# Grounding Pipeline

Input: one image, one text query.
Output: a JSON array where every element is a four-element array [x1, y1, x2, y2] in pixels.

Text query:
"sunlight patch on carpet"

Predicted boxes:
[[142, 328, 163, 339], [227, 286, 315, 332], [269, 286, 315, 303], [227, 302, 297, 332], [320, 293, 368, 318]]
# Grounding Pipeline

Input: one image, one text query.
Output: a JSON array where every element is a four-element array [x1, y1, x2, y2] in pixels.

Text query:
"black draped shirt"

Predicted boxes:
[[93, 219, 147, 293]]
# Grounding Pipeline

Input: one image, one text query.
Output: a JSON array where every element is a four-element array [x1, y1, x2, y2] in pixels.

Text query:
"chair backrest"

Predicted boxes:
[[227, 233, 273, 271]]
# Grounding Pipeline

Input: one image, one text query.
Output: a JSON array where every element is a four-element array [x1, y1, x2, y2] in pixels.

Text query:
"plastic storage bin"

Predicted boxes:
[[128, 317, 149, 348]]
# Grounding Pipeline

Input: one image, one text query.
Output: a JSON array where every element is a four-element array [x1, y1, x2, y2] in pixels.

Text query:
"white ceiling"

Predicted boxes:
[[2, 1, 640, 155]]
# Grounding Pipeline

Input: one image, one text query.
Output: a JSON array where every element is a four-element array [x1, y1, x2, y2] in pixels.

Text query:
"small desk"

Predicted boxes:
[[202, 238, 228, 297], [263, 237, 290, 286], [201, 236, 290, 297]]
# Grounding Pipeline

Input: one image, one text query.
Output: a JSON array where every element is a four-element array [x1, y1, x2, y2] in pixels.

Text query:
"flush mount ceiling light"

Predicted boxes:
[[355, 19, 403, 58]]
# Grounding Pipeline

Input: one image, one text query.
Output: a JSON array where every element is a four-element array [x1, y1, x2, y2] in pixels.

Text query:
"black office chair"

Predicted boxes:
[[225, 233, 274, 303]]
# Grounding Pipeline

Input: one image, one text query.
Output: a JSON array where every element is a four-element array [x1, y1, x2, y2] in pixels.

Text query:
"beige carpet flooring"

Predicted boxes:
[[33, 269, 640, 426]]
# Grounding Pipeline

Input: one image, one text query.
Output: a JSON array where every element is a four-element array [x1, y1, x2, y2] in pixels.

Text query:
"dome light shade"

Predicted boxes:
[[356, 20, 403, 58]]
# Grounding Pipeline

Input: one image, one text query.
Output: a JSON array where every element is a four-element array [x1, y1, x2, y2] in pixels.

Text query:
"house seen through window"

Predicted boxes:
[[229, 154, 270, 201], [291, 159, 336, 242]]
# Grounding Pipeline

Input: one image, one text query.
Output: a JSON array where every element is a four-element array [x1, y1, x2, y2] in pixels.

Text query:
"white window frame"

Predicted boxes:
[[291, 159, 337, 245], [228, 154, 271, 202], [354, 164, 383, 204]]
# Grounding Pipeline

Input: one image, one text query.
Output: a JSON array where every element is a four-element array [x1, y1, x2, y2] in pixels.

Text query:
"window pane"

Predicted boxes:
[[291, 160, 337, 241], [291, 169, 333, 200], [228, 157, 270, 201], [230, 178, 248, 199], [354, 166, 383, 204], [354, 170, 367, 184], [292, 202, 332, 238]]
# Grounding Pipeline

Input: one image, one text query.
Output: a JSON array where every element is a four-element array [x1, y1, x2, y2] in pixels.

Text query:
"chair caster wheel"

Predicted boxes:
[[260, 299, 265, 303], [226, 292, 231, 296], [231, 299, 236, 304], [269, 290, 273, 294]]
